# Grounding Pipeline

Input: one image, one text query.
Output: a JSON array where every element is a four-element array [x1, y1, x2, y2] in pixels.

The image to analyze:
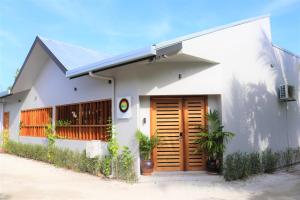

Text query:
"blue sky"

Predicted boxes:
[[0, 0, 300, 91]]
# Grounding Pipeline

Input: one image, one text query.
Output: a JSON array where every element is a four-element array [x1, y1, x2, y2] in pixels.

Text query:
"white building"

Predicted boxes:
[[1, 15, 299, 173]]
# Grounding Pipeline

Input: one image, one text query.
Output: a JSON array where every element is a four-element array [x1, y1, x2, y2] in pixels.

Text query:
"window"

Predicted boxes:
[[20, 108, 52, 137], [55, 100, 111, 141]]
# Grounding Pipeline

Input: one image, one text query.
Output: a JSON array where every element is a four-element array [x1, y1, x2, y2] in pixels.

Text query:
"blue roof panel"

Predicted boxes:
[[39, 37, 109, 70]]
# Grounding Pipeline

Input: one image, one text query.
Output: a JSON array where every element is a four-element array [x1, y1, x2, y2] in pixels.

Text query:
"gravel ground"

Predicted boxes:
[[0, 153, 299, 200]]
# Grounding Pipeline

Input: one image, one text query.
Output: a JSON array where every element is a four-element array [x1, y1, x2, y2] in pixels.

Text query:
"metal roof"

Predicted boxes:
[[39, 37, 108, 70], [66, 46, 157, 78], [66, 15, 271, 78], [1, 36, 108, 96]]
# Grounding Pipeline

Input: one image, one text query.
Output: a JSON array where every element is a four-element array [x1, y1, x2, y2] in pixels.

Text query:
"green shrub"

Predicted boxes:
[[223, 152, 251, 181], [5, 140, 48, 162], [114, 146, 137, 183], [1, 130, 9, 148], [249, 152, 262, 174], [101, 156, 112, 177], [4, 140, 102, 176], [282, 148, 293, 167], [4, 140, 137, 182], [223, 148, 299, 181], [224, 150, 278, 181], [262, 149, 278, 173]]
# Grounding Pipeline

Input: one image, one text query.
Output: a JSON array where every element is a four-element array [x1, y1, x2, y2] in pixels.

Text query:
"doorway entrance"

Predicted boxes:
[[151, 96, 207, 171]]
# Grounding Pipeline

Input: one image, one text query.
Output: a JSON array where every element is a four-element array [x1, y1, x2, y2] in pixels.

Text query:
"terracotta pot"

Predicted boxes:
[[0, 147, 5, 153], [141, 160, 154, 176]]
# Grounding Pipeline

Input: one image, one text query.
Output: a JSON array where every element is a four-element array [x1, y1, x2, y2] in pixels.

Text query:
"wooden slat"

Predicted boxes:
[[183, 97, 207, 171], [20, 108, 52, 137], [151, 96, 207, 172], [151, 97, 184, 171], [55, 99, 111, 141]]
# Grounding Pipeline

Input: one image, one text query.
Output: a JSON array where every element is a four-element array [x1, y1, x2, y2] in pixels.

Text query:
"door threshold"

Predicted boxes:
[[139, 171, 222, 183], [152, 171, 207, 176]]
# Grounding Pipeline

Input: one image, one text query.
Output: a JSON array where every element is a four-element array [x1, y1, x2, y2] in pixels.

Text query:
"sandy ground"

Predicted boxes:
[[0, 153, 299, 200]]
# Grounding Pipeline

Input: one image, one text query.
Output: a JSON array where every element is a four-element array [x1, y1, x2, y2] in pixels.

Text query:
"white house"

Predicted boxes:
[[1, 15, 300, 173]]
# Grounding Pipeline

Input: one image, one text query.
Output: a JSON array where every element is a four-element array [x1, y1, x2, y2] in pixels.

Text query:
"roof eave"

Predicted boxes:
[[10, 36, 68, 94], [0, 91, 12, 99], [66, 45, 157, 78]]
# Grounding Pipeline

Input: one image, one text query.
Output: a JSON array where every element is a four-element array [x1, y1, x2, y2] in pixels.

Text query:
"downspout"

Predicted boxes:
[[88, 72, 115, 125]]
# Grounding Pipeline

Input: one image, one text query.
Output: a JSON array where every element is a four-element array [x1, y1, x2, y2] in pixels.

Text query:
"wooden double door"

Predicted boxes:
[[151, 96, 207, 171]]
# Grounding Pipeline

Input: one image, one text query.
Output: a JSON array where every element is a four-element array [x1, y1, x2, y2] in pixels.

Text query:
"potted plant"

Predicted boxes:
[[195, 110, 234, 173], [135, 130, 159, 175]]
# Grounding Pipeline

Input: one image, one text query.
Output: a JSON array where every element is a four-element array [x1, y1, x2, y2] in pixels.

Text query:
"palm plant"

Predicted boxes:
[[195, 110, 234, 161], [135, 130, 159, 160]]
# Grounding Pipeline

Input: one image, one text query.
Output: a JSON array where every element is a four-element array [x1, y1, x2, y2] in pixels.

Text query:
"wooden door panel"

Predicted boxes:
[[183, 97, 207, 171], [151, 98, 184, 171], [151, 96, 207, 172], [3, 112, 9, 130]]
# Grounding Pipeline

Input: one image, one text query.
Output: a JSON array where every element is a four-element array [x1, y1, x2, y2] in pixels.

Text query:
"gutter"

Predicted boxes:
[[88, 72, 115, 125]]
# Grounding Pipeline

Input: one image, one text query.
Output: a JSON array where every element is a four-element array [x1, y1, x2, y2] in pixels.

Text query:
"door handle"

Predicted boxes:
[[179, 132, 183, 140]]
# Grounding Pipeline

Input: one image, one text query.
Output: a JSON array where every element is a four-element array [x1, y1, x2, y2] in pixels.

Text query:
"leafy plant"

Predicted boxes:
[[195, 110, 234, 160], [4, 140, 102, 175], [4, 139, 138, 182], [1, 130, 9, 148], [101, 156, 112, 177], [135, 129, 159, 160], [107, 120, 119, 159], [56, 120, 71, 127], [105, 121, 137, 182], [115, 146, 137, 183], [45, 121, 69, 162], [249, 152, 262, 174], [262, 149, 278, 173], [224, 148, 287, 181]]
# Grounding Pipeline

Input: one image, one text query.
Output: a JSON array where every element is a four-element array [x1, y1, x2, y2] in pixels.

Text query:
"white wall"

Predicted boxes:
[[3, 58, 112, 149], [180, 17, 300, 154], [22, 58, 112, 109]]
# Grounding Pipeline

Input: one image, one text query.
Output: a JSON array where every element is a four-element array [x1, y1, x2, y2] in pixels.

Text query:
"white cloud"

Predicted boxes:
[[263, 0, 300, 15]]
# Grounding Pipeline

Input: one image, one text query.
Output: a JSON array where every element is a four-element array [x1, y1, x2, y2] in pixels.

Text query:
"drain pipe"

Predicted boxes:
[[89, 72, 115, 124]]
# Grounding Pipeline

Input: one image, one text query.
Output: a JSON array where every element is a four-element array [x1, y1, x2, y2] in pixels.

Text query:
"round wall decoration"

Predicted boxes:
[[119, 98, 129, 113]]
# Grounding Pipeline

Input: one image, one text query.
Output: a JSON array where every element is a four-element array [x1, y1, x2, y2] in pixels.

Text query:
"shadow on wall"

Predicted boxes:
[[225, 76, 286, 153], [224, 27, 300, 154]]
